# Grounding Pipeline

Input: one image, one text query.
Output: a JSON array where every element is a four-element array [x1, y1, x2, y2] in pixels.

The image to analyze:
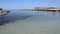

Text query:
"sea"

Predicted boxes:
[[0, 10, 60, 34]]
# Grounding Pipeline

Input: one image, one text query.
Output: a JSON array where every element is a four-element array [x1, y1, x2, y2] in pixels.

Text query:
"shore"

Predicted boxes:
[[22, 7, 60, 12], [0, 8, 10, 16]]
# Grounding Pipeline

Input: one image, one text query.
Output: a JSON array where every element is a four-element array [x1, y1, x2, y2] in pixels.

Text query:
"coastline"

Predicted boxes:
[[21, 7, 60, 12], [0, 8, 10, 16]]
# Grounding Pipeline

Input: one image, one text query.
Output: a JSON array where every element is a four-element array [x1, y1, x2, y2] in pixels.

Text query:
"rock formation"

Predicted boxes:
[[0, 8, 10, 16]]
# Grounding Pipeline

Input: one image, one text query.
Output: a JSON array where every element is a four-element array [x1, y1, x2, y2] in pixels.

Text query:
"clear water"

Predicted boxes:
[[0, 10, 60, 34]]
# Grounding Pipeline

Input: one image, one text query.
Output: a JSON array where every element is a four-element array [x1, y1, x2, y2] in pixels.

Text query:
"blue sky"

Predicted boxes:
[[0, 0, 60, 9]]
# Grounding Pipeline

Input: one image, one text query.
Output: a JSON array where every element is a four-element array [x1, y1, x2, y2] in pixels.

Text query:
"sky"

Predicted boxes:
[[0, 0, 60, 10]]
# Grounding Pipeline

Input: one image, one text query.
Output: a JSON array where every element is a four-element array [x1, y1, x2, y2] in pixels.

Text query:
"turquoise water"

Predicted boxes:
[[0, 10, 60, 34]]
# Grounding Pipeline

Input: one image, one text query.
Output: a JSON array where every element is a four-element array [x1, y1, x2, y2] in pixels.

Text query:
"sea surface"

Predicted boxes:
[[0, 10, 60, 34]]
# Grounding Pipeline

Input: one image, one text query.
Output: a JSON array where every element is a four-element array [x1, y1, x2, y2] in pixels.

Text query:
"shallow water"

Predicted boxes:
[[0, 10, 60, 34]]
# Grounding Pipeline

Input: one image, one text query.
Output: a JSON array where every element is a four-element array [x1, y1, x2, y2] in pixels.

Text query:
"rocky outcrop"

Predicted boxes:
[[0, 8, 10, 16]]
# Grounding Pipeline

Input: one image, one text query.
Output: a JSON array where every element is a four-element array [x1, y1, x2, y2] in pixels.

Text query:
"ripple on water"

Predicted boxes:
[[0, 10, 60, 34]]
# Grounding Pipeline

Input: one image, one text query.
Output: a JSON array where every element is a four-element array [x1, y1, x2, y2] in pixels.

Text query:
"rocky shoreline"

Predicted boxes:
[[0, 8, 10, 16]]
